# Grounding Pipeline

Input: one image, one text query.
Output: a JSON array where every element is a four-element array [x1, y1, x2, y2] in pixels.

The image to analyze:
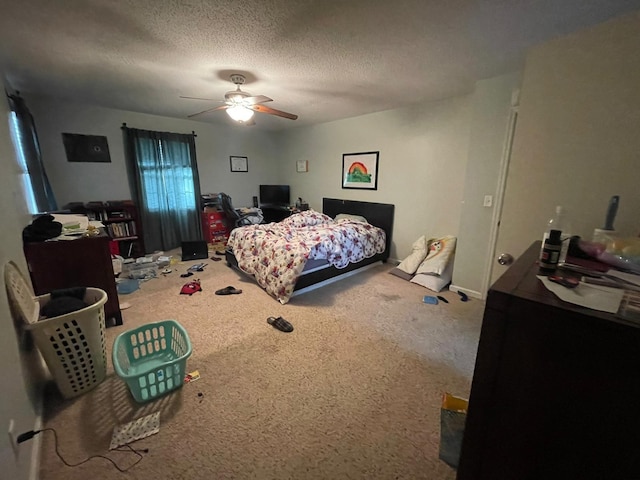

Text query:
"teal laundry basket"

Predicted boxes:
[[113, 320, 192, 402]]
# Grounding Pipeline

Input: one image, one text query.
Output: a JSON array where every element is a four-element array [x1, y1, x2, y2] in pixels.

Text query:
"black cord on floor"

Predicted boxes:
[[24, 428, 146, 472]]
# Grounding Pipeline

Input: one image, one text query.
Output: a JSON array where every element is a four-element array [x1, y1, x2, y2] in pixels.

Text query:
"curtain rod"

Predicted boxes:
[[120, 123, 197, 137]]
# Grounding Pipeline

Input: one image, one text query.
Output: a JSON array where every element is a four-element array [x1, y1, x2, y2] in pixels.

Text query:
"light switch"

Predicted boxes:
[[483, 195, 493, 207]]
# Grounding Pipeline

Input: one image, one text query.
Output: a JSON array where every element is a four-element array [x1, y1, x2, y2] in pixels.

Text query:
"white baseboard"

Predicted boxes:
[[448, 284, 484, 300]]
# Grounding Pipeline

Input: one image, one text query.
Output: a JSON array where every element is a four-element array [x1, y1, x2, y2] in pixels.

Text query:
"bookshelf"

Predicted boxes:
[[68, 201, 145, 258]]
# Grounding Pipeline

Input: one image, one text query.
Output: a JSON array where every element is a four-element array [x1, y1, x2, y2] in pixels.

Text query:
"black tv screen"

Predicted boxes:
[[259, 185, 290, 207]]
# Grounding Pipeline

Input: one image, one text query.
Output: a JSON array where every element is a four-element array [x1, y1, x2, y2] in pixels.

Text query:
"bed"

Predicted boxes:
[[225, 198, 395, 303]]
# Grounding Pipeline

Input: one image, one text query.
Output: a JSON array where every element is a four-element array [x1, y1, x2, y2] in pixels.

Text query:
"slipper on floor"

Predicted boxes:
[[215, 286, 242, 295], [267, 316, 294, 333]]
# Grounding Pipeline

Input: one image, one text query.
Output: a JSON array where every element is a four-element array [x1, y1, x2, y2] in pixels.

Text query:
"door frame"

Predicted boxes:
[[481, 103, 519, 296]]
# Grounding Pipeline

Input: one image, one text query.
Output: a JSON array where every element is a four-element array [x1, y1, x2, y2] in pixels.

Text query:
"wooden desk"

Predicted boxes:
[[261, 206, 293, 223], [23, 234, 122, 327], [457, 241, 640, 480]]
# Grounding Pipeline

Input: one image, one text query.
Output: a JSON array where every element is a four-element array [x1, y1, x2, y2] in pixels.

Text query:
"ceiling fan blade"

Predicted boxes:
[[244, 95, 273, 105], [188, 105, 228, 118], [180, 96, 221, 101], [251, 104, 298, 120]]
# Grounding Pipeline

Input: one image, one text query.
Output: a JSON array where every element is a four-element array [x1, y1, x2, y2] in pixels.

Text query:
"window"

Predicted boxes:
[[136, 137, 197, 213], [8, 111, 38, 213], [6, 92, 57, 213]]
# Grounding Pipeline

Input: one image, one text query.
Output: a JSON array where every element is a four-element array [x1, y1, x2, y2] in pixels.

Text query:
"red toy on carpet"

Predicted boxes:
[[180, 279, 202, 296]]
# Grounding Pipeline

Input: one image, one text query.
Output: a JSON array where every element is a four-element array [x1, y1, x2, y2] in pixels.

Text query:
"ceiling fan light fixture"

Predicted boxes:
[[226, 105, 254, 122]]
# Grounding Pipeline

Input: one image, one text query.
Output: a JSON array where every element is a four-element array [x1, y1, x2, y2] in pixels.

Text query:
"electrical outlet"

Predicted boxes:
[[7, 419, 18, 457], [483, 195, 493, 207]]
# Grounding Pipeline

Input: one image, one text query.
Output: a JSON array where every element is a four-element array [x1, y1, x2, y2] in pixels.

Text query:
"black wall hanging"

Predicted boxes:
[[62, 133, 111, 163]]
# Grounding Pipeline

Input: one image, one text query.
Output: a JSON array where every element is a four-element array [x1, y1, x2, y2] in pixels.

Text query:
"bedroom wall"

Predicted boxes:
[[497, 11, 640, 267], [0, 92, 41, 480], [279, 95, 473, 261], [26, 95, 281, 209]]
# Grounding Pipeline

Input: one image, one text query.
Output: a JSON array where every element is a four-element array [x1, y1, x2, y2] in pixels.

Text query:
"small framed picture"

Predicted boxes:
[[230, 156, 248, 172], [296, 160, 308, 173], [342, 151, 379, 190]]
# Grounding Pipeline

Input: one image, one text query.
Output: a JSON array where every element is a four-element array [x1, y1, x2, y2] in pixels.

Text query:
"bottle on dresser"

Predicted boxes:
[[539, 229, 563, 272], [541, 205, 572, 265]]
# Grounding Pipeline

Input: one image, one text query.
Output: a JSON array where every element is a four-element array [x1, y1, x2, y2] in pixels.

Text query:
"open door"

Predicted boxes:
[[484, 107, 520, 291]]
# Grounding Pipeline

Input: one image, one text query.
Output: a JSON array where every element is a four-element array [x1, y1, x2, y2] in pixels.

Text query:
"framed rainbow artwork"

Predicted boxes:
[[342, 151, 379, 190]]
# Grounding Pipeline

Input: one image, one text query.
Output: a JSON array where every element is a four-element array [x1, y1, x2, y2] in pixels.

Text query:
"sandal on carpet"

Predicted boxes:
[[215, 286, 242, 295], [267, 316, 294, 333]]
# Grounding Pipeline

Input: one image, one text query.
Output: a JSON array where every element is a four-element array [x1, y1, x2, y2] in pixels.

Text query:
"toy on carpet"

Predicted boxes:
[[180, 279, 202, 296]]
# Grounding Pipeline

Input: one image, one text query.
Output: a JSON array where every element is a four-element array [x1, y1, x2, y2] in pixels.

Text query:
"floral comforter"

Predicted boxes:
[[227, 210, 387, 304]]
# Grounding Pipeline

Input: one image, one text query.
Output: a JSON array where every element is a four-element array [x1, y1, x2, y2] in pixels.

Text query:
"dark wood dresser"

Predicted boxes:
[[23, 233, 122, 326], [457, 241, 640, 480]]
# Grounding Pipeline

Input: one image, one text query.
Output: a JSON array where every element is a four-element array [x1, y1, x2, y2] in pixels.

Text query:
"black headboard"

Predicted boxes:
[[322, 198, 395, 258]]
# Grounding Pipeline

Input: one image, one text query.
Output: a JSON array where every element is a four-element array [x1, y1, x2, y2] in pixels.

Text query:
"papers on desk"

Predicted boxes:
[[51, 214, 104, 240], [606, 270, 640, 288], [537, 275, 625, 314]]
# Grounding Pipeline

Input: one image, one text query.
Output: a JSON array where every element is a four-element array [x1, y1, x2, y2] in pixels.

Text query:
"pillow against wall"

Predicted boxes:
[[410, 258, 454, 292], [335, 213, 368, 223], [397, 235, 431, 275], [416, 236, 457, 276]]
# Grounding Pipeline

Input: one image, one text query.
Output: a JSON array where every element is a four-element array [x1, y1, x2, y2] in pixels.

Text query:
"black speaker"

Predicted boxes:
[[252, 196, 258, 208]]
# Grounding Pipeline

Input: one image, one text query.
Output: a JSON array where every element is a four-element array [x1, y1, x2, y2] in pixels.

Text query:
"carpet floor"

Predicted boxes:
[[37, 253, 484, 479]]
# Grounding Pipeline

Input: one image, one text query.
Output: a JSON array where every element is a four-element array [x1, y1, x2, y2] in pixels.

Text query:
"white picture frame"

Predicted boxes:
[[296, 160, 308, 173], [230, 156, 248, 172], [342, 151, 379, 190]]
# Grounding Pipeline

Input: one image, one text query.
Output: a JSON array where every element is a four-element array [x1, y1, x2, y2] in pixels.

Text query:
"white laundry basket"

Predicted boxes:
[[5, 262, 108, 399]]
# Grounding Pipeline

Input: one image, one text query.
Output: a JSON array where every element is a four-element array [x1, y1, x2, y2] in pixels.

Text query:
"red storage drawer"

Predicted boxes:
[[203, 211, 225, 222], [202, 211, 228, 243]]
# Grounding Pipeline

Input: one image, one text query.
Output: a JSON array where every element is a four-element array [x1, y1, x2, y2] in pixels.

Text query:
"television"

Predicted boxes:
[[259, 185, 290, 207]]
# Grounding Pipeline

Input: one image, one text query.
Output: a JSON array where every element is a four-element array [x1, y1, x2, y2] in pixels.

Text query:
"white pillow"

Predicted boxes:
[[397, 235, 430, 275], [416, 236, 457, 276], [410, 258, 454, 292], [335, 213, 368, 223]]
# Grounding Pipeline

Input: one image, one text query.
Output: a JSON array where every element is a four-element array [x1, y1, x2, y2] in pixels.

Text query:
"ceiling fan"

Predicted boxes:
[[180, 74, 298, 125]]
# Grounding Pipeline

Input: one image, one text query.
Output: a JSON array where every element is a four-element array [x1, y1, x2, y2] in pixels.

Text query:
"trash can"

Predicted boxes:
[[5, 261, 108, 399]]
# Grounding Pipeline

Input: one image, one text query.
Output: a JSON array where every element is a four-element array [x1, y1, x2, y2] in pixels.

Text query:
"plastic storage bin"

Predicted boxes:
[[5, 261, 108, 399], [122, 261, 158, 280], [112, 320, 192, 402]]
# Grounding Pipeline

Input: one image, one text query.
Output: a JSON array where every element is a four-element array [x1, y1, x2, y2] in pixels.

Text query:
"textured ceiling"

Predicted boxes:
[[1, 0, 639, 130]]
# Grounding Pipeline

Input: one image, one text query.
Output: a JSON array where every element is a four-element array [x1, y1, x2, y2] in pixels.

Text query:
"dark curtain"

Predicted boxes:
[[6, 92, 57, 213], [122, 126, 202, 253]]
